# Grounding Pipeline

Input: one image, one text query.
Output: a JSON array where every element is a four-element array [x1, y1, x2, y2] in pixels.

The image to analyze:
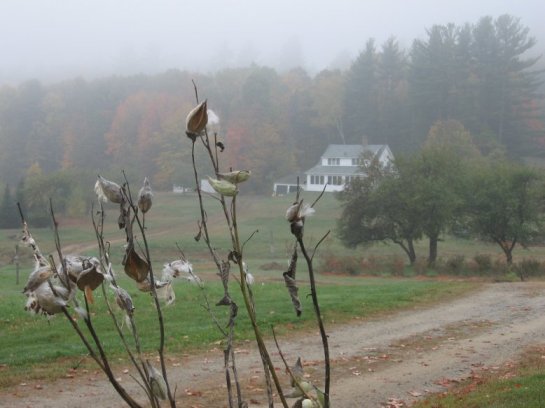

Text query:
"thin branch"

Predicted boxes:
[[310, 230, 331, 262], [241, 229, 259, 253], [310, 183, 328, 209]]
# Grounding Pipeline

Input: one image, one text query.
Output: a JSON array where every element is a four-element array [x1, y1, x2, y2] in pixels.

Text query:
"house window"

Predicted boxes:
[[327, 158, 340, 166], [327, 175, 342, 185], [310, 175, 324, 185], [351, 158, 361, 166]]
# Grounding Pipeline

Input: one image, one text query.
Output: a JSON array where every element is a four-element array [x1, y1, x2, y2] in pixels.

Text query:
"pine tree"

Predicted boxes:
[[0, 184, 18, 229]]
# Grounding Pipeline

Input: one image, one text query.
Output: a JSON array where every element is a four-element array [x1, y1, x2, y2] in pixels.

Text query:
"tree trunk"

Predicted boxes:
[[407, 239, 416, 266], [394, 239, 416, 266], [428, 235, 438, 266]]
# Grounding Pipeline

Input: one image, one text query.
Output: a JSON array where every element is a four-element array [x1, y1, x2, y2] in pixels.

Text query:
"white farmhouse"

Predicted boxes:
[[273, 144, 394, 195]]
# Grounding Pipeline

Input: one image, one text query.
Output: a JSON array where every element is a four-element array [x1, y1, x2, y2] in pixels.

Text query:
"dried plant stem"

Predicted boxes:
[[231, 197, 288, 408], [296, 236, 330, 408], [122, 174, 176, 407], [190, 140, 241, 408], [27, 204, 143, 408], [271, 326, 316, 403]]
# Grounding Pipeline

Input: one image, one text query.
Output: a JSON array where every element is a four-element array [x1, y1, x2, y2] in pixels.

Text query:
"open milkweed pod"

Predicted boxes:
[[114, 286, 135, 316], [123, 244, 149, 282], [137, 177, 153, 214], [136, 277, 169, 292], [216, 170, 251, 184], [76, 261, 104, 292], [77, 262, 104, 304], [207, 176, 237, 197], [23, 265, 53, 294], [94, 175, 123, 204], [185, 100, 208, 140], [26, 282, 71, 316]]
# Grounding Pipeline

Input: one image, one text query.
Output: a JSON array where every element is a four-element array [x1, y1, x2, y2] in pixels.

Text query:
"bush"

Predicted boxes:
[[444, 255, 465, 275], [388, 256, 405, 276], [513, 258, 543, 281], [473, 254, 492, 273], [413, 257, 429, 275], [318, 253, 362, 275]]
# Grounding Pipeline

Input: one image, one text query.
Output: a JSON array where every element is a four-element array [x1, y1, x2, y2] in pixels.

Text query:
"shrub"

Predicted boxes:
[[318, 253, 362, 275], [413, 257, 429, 275], [513, 258, 543, 281], [473, 254, 492, 273], [444, 255, 465, 275], [388, 256, 405, 276]]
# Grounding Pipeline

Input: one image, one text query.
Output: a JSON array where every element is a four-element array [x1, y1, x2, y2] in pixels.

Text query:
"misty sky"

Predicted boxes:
[[1, 0, 544, 84]]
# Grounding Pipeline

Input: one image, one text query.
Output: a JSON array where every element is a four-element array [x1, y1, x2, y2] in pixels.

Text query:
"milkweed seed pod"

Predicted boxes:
[[286, 200, 315, 238], [62, 255, 101, 283], [216, 170, 251, 184], [76, 261, 105, 303], [114, 286, 135, 316], [23, 265, 53, 294], [94, 175, 123, 204], [123, 243, 149, 282], [146, 361, 168, 400], [136, 277, 169, 292], [185, 100, 208, 140], [137, 177, 153, 214], [242, 262, 254, 286], [161, 259, 194, 282], [25, 282, 71, 316], [207, 176, 237, 197]]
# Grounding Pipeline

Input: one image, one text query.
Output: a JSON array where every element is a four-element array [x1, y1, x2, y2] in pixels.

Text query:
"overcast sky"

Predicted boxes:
[[1, 0, 543, 84]]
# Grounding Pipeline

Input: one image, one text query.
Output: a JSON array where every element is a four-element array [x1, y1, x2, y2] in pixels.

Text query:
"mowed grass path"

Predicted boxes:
[[0, 264, 474, 388]]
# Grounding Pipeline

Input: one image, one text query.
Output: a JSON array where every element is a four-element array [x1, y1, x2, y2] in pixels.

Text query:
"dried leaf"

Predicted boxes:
[[283, 249, 301, 316]]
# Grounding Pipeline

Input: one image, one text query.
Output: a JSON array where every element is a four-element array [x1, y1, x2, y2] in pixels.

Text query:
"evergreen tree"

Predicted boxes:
[[471, 15, 542, 156], [0, 184, 18, 229], [342, 39, 380, 144]]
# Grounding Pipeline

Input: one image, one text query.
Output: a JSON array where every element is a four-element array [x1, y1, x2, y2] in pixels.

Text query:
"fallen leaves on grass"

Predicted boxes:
[[185, 389, 203, 397], [383, 397, 405, 407]]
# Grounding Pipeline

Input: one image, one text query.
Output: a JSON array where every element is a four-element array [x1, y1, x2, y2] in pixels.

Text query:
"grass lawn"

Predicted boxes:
[[413, 345, 545, 408], [0, 262, 474, 388]]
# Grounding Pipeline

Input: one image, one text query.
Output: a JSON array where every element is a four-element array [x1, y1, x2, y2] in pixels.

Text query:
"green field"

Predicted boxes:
[[0, 191, 541, 394], [2, 191, 543, 272]]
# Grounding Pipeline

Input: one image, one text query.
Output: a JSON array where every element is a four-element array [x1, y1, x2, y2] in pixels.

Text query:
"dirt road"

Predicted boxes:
[[3, 282, 545, 407]]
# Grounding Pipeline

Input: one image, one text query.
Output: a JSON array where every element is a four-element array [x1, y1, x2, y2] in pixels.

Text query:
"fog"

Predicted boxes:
[[1, 0, 544, 84]]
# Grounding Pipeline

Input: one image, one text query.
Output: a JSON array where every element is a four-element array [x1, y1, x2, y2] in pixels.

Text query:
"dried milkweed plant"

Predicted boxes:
[[17, 84, 331, 408]]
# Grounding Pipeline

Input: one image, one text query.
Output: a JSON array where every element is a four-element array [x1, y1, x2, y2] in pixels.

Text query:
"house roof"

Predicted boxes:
[[321, 144, 387, 159], [305, 165, 361, 176]]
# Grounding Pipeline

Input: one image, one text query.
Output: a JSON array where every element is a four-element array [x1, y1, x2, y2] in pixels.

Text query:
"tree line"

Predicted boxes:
[[337, 120, 544, 266], [0, 14, 543, 222]]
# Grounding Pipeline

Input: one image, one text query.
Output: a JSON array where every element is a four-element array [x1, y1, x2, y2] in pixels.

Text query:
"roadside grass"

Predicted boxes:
[[414, 345, 545, 408], [0, 263, 475, 388]]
